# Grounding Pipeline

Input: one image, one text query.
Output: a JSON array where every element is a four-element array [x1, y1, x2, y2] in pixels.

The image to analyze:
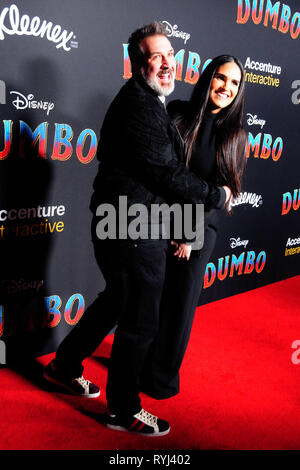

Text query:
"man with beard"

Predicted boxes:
[[44, 22, 230, 436]]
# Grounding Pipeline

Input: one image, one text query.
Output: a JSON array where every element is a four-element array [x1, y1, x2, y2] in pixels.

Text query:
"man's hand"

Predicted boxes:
[[171, 241, 192, 260]]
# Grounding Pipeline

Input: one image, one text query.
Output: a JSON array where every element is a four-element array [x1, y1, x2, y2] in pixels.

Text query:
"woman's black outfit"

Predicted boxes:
[[141, 101, 226, 399]]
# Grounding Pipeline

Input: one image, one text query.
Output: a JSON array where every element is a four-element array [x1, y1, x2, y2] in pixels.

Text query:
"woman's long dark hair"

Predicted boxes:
[[175, 55, 247, 198]]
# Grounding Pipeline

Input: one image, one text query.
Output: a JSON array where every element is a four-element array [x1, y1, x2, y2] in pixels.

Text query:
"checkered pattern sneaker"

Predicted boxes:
[[43, 359, 100, 398], [104, 408, 170, 436]]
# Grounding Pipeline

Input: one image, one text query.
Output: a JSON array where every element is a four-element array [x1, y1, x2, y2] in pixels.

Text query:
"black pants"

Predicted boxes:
[[56, 219, 168, 416], [141, 225, 217, 399]]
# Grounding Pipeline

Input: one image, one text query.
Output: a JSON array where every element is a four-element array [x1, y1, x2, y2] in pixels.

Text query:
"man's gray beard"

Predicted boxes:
[[141, 70, 175, 97]]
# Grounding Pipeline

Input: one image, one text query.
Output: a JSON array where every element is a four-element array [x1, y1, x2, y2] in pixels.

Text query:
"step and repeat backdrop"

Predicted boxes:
[[0, 0, 299, 358]]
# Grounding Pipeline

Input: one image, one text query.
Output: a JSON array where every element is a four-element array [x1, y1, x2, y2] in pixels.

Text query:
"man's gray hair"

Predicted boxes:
[[128, 21, 168, 71]]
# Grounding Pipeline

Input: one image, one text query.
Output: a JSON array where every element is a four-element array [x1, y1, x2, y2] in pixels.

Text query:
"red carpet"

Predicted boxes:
[[0, 275, 299, 450]]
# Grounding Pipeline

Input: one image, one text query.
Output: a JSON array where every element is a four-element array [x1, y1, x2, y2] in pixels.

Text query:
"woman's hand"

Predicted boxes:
[[222, 185, 232, 204], [171, 241, 192, 260]]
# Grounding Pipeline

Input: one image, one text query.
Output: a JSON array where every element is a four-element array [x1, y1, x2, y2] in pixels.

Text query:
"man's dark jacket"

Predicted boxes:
[[90, 75, 225, 218]]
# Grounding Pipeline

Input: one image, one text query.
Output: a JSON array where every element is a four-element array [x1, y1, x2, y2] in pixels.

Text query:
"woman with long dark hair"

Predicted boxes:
[[141, 55, 248, 399]]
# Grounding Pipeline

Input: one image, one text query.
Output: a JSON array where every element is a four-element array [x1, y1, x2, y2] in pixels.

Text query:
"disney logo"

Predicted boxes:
[[246, 113, 266, 129], [10, 91, 54, 115], [1, 279, 43, 295], [162, 21, 191, 44], [230, 237, 249, 249]]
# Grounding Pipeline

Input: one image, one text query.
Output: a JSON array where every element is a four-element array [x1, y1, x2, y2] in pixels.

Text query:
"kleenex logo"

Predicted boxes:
[[0, 4, 77, 51]]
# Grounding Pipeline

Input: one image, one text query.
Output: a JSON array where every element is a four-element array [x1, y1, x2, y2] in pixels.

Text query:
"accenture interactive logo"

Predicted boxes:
[[0, 4, 78, 51], [244, 57, 282, 88], [284, 236, 300, 257]]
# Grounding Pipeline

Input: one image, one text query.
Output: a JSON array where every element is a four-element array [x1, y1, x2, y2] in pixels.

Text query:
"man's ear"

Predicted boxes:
[[132, 61, 142, 75]]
